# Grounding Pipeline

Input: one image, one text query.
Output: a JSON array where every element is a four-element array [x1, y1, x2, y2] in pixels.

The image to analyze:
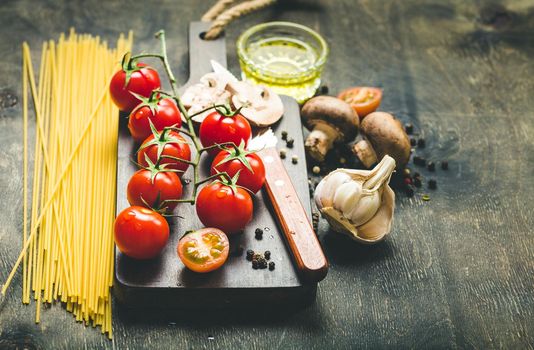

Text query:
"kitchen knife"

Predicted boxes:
[[210, 60, 328, 282], [249, 129, 329, 283]]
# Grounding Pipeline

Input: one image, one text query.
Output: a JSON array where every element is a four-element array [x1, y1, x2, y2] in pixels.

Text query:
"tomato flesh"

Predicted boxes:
[[338, 87, 382, 118], [177, 228, 230, 273], [114, 206, 169, 259]]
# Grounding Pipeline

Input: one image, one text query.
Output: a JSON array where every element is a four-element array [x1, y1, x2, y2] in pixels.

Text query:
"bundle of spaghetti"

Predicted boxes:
[[3, 29, 132, 339]]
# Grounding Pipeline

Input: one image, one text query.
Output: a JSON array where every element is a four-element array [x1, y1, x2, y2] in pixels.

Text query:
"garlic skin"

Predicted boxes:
[[314, 155, 396, 243]]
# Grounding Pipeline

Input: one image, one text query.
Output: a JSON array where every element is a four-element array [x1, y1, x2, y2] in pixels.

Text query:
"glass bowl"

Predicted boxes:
[[236, 21, 328, 103]]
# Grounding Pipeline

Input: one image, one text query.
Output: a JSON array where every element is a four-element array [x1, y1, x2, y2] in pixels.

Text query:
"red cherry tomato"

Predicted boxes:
[[338, 87, 382, 118], [199, 110, 252, 156], [128, 97, 182, 143], [137, 130, 191, 175], [114, 206, 169, 259], [210, 148, 265, 194], [109, 62, 161, 112], [177, 228, 230, 273], [127, 169, 183, 213], [196, 181, 253, 234]]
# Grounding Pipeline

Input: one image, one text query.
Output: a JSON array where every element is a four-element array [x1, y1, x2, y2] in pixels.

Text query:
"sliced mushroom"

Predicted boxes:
[[228, 81, 284, 127], [181, 72, 232, 123], [301, 96, 359, 162]]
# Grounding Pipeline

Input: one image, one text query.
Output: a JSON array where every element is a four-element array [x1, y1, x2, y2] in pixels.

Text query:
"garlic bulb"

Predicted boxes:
[[314, 155, 396, 243]]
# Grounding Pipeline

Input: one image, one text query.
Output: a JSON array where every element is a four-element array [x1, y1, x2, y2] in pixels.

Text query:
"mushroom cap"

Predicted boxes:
[[360, 112, 411, 168], [228, 81, 284, 127], [301, 96, 359, 141]]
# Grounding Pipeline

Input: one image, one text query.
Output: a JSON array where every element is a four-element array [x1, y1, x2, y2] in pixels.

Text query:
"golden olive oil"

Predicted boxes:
[[239, 37, 323, 103]]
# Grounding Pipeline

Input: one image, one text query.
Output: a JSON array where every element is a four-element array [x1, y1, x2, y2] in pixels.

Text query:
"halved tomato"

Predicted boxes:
[[177, 228, 230, 273], [338, 87, 382, 118]]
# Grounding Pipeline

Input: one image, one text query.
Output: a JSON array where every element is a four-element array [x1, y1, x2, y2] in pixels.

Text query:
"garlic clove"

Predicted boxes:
[[321, 206, 359, 239], [348, 189, 381, 227], [357, 185, 395, 243], [314, 170, 352, 208], [333, 181, 363, 217]]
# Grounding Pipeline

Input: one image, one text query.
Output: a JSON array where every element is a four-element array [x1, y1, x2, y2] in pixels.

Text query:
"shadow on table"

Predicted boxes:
[[114, 297, 324, 329], [321, 230, 396, 267]]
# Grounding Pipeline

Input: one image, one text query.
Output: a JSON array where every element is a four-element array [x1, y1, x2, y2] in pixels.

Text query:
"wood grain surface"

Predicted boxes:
[[1, 0, 534, 349]]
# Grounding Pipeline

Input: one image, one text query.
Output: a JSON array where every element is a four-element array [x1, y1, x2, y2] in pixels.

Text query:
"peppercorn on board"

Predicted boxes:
[[114, 22, 318, 308]]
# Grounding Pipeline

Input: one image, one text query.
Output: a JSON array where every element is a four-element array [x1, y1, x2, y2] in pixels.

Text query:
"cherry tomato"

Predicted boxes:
[[210, 147, 265, 194], [338, 87, 382, 118], [128, 97, 182, 143], [177, 228, 230, 273], [137, 130, 191, 175], [196, 181, 253, 234], [127, 169, 183, 213], [110, 62, 161, 112], [199, 110, 252, 156], [114, 206, 169, 259]]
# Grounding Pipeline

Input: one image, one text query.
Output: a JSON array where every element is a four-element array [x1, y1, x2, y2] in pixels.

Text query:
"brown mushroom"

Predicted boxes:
[[227, 81, 284, 127], [301, 96, 359, 162], [352, 111, 411, 169]]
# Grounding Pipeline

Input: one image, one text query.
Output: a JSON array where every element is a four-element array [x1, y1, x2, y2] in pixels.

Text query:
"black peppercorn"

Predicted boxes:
[[255, 228, 263, 240], [413, 156, 426, 166], [259, 258, 268, 269], [405, 185, 415, 197], [428, 179, 437, 189], [264, 251, 271, 260], [417, 138, 426, 148], [441, 160, 449, 170], [246, 249, 254, 261], [252, 261, 259, 269], [405, 123, 414, 134], [427, 161, 435, 172], [286, 138, 294, 148], [410, 137, 416, 146], [413, 177, 422, 188], [269, 262, 275, 271], [281, 131, 288, 141]]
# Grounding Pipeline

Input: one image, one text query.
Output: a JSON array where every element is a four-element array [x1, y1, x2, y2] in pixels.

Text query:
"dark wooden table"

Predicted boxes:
[[1, 0, 533, 348]]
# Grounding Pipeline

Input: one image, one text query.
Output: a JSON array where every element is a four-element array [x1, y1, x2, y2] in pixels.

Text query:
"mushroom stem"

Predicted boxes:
[[353, 139, 378, 168], [305, 122, 340, 162]]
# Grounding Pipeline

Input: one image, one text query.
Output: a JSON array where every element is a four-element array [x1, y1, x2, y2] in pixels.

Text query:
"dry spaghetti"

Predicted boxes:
[[3, 29, 132, 339]]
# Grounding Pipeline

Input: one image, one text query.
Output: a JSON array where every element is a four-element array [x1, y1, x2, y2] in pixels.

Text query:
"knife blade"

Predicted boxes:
[[249, 128, 329, 283]]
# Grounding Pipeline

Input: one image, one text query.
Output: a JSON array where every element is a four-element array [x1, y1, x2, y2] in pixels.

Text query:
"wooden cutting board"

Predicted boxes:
[[114, 22, 319, 308]]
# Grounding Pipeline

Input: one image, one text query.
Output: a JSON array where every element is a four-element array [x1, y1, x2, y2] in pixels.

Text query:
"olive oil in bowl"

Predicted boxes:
[[237, 22, 328, 104]]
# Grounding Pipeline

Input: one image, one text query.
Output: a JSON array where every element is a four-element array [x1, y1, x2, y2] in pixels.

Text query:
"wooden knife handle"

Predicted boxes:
[[259, 147, 328, 283]]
